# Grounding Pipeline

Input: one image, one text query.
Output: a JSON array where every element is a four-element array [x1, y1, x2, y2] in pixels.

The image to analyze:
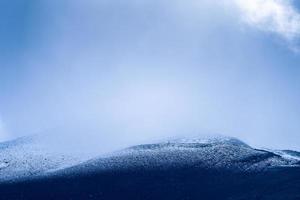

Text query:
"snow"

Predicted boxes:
[[1, 134, 299, 182], [54, 135, 300, 177], [260, 149, 300, 167], [0, 135, 93, 183], [0, 162, 9, 170]]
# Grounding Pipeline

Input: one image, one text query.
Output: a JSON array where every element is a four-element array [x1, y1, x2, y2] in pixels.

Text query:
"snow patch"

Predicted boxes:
[[0, 162, 9, 170]]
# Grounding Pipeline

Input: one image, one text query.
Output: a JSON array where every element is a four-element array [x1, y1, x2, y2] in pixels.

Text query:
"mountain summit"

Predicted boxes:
[[0, 134, 299, 199]]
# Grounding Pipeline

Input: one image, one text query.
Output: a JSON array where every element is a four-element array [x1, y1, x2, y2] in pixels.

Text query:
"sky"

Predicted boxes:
[[1, 0, 300, 151]]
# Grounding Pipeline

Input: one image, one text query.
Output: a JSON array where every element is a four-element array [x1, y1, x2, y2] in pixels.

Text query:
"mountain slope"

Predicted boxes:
[[53, 135, 299, 176], [0, 135, 93, 182], [0, 135, 299, 200]]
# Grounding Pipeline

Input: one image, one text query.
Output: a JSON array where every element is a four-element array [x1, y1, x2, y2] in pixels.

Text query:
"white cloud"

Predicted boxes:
[[233, 0, 300, 48]]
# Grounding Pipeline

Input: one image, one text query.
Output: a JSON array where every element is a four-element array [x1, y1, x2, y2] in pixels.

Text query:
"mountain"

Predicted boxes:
[[0, 134, 94, 183], [0, 135, 299, 200], [51, 135, 299, 175]]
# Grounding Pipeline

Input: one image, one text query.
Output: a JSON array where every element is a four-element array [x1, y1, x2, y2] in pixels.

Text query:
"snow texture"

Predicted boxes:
[[54, 135, 300, 177], [0, 134, 299, 182]]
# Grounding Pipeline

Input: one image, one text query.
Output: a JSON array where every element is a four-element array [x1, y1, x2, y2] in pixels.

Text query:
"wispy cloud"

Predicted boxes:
[[233, 0, 300, 50]]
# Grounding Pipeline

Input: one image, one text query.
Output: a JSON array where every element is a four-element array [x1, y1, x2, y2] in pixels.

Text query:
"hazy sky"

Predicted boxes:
[[1, 0, 300, 151]]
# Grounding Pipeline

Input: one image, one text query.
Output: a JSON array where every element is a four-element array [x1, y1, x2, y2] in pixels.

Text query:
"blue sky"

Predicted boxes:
[[1, 0, 300, 150]]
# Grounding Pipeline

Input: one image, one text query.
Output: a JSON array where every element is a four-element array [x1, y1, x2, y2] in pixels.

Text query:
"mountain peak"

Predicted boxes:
[[163, 134, 250, 148]]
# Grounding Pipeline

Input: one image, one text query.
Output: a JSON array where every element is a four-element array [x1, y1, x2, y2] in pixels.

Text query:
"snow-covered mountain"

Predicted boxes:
[[0, 134, 94, 182], [0, 134, 299, 199], [53, 135, 299, 177], [1, 134, 300, 182]]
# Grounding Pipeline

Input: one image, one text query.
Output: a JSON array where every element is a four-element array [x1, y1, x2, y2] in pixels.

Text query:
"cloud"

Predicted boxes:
[[233, 0, 300, 50]]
